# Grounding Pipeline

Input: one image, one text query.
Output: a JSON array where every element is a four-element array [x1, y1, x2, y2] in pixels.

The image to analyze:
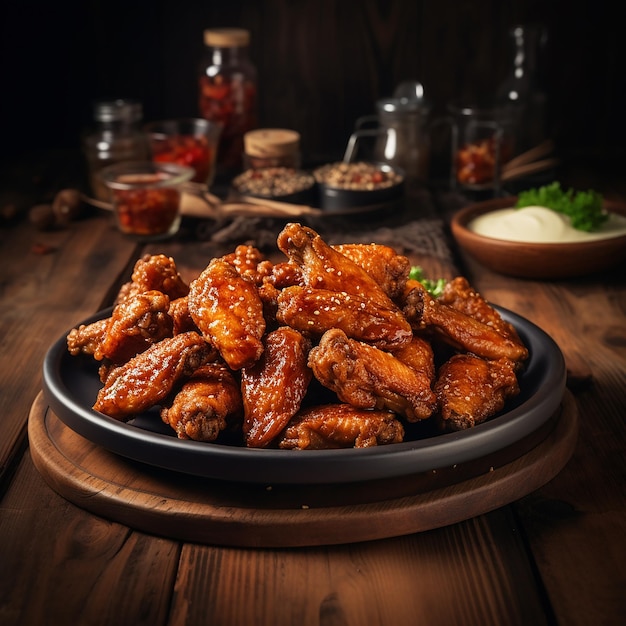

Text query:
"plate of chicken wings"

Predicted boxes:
[[42, 223, 566, 484]]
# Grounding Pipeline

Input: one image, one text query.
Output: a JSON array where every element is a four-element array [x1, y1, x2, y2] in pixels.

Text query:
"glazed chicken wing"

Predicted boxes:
[[116, 254, 189, 303], [276, 286, 413, 351], [67, 291, 173, 364], [277, 223, 397, 309], [308, 328, 437, 422], [438, 277, 525, 349], [434, 354, 520, 430], [168, 297, 199, 335], [278, 404, 404, 449], [97, 290, 173, 364], [401, 280, 529, 362], [222, 244, 273, 285], [93, 331, 213, 420], [67, 317, 109, 357], [161, 362, 243, 441], [241, 326, 312, 448], [332, 243, 410, 299], [188, 258, 266, 370], [392, 335, 436, 382]]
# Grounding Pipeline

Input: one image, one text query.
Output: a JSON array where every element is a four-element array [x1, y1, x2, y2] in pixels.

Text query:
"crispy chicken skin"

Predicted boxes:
[[241, 327, 312, 448], [116, 254, 189, 303], [278, 404, 405, 449], [438, 277, 525, 349], [332, 243, 410, 299], [161, 362, 243, 441], [277, 223, 398, 309], [393, 335, 436, 382], [93, 331, 213, 420], [222, 244, 274, 285], [97, 290, 173, 364], [67, 317, 109, 357], [401, 279, 529, 363], [308, 328, 437, 422], [276, 286, 413, 351], [188, 258, 266, 370], [434, 354, 520, 430], [67, 291, 173, 363], [168, 297, 199, 335]]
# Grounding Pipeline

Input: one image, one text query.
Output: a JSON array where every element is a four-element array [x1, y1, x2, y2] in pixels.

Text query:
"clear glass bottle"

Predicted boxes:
[[496, 24, 548, 155], [82, 99, 149, 201], [199, 28, 258, 175]]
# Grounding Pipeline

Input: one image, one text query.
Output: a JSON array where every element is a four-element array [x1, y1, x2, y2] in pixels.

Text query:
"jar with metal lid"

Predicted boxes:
[[243, 128, 301, 170], [199, 28, 258, 174], [82, 99, 149, 201]]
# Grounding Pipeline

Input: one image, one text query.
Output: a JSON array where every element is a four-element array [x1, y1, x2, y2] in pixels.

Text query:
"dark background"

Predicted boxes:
[[0, 0, 623, 186]]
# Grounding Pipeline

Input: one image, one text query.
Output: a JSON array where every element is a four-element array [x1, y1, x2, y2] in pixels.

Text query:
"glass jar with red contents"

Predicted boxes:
[[199, 28, 258, 175], [145, 118, 222, 187], [101, 161, 194, 240]]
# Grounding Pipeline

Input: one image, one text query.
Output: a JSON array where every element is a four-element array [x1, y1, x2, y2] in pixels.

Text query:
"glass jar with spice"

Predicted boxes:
[[82, 99, 149, 201], [199, 28, 258, 175]]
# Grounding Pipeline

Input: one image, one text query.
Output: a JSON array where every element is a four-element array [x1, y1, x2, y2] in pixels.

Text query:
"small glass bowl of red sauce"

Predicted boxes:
[[145, 118, 222, 187], [101, 161, 194, 240]]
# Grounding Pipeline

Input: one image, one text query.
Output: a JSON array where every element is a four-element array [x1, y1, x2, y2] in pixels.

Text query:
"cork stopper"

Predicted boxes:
[[204, 28, 250, 47], [244, 129, 301, 158]]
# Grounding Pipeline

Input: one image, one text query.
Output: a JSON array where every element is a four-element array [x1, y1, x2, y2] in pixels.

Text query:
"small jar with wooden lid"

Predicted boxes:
[[243, 128, 301, 170]]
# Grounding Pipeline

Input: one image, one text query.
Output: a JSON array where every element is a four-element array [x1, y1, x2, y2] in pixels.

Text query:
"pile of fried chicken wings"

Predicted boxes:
[[67, 223, 529, 450]]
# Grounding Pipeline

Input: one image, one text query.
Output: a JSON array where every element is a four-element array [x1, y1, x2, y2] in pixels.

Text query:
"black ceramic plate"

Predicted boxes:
[[42, 307, 565, 485]]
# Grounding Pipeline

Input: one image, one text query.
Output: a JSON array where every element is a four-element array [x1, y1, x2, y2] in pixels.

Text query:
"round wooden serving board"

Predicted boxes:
[[28, 390, 578, 548]]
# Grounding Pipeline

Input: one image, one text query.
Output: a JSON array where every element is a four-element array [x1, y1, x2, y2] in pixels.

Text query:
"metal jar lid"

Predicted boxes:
[[94, 99, 143, 123]]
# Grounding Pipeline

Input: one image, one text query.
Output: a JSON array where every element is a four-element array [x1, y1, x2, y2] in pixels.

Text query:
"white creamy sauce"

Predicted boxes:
[[467, 206, 626, 243]]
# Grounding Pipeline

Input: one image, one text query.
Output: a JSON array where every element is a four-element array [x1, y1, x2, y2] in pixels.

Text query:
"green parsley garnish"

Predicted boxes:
[[515, 181, 607, 232], [409, 266, 447, 298]]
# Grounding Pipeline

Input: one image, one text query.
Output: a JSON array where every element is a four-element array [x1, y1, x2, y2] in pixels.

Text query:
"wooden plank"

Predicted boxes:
[[456, 251, 626, 625], [168, 510, 549, 626], [0, 452, 180, 626], [0, 212, 137, 487]]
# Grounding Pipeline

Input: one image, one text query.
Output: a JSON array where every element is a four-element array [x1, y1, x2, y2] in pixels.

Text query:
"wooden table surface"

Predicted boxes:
[[1, 169, 625, 626]]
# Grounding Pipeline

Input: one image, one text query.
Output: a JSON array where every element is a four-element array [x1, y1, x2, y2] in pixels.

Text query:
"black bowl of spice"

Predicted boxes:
[[313, 161, 405, 212], [232, 167, 316, 205]]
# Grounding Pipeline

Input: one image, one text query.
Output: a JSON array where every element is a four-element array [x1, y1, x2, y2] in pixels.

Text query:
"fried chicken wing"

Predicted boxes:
[[188, 258, 266, 370], [241, 327, 312, 448], [116, 254, 189, 303], [332, 243, 410, 299], [438, 277, 525, 349], [276, 286, 413, 351], [393, 335, 436, 382], [93, 331, 213, 420], [277, 223, 397, 309], [97, 290, 173, 364], [434, 354, 520, 430], [160, 362, 243, 441], [278, 404, 404, 449], [308, 328, 437, 421], [222, 244, 274, 286], [168, 297, 199, 335], [401, 279, 529, 362], [67, 318, 109, 357]]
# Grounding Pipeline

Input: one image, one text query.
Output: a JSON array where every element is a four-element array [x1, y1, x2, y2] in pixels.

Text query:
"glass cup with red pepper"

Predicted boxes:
[[145, 118, 222, 188], [101, 161, 194, 240], [447, 104, 514, 195]]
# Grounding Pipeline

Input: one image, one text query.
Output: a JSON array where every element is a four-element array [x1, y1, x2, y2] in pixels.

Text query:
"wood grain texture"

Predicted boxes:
[[453, 245, 626, 626]]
